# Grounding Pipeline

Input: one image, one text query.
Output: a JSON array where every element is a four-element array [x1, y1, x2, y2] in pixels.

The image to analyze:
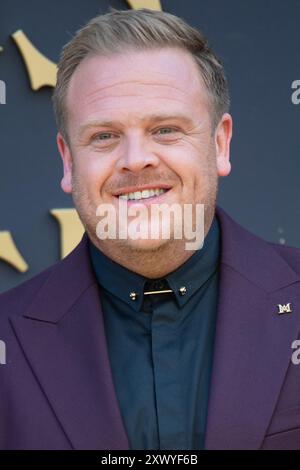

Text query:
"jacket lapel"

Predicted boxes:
[[205, 207, 300, 449], [9, 234, 129, 450]]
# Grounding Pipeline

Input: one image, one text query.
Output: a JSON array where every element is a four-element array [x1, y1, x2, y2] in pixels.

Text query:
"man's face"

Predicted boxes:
[[57, 47, 232, 255]]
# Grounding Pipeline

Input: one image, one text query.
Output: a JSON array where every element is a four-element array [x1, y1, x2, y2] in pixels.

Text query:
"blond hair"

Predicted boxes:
[[52, 7, 230, 142]]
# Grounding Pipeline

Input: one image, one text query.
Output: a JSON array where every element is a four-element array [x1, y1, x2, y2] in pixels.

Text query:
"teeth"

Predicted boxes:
[[119, 188, 167, 201]]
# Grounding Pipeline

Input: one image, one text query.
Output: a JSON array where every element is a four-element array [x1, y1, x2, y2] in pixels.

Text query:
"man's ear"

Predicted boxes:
[[214, 113, 233, 177], [56, 132, 72, 193]]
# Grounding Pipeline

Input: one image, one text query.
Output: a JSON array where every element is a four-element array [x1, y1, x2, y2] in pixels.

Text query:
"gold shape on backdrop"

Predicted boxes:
[[50, 208, 84, 259], [11, 3, 162, 90], [0, 231, 28, 272], [126, 0, 162, 10], [11, 30, 57, 89]]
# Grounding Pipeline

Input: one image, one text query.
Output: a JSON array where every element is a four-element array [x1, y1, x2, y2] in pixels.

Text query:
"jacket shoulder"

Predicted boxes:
[[0, 264, 55, 319], [0, 233, 90, 321], [268, 241, 300, 275]]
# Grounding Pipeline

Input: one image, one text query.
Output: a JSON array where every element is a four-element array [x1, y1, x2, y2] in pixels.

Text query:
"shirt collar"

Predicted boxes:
[[89, 214, 221, 311]]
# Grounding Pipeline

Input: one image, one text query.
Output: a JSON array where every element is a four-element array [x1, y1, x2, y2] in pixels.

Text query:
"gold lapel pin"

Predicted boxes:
[[277, 303, 292, 315]]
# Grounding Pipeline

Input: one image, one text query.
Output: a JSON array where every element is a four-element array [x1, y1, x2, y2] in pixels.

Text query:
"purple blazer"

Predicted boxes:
[[1, 205, 300, 450]]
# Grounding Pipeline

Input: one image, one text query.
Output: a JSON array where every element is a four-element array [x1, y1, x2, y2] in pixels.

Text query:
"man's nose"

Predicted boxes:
[[115, 134, 160, 173]]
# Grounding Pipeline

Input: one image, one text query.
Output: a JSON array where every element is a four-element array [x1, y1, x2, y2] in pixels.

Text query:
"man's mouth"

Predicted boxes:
[[113, 183, 172, 204], [118, 188, 168, 201]]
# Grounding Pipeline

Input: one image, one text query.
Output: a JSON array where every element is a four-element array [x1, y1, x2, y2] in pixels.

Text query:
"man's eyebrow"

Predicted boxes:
[[77, 114, 195, 136]]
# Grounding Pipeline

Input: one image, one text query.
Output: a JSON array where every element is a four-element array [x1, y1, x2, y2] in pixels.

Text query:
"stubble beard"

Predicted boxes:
[[70, 157, 219, 277]]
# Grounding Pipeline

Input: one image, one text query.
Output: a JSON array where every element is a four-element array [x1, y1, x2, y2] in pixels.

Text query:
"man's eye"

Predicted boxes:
[[156, 127, 176, 135], [90, 132, 120, 147], [94, 132, 115, 141], [153, 127, 182, 141]]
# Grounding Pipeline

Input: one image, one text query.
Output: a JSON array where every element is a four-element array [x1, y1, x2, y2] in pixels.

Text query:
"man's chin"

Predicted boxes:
[[116, 236, 171, 253]]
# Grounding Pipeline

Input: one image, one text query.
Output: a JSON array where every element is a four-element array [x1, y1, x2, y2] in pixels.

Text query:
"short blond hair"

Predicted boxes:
[[52, 7, 230, 142]]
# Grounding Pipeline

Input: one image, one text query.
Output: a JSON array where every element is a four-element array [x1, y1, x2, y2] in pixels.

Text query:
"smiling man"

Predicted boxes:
[[56, 42, 231, 274], [1, 8, 300, 451]]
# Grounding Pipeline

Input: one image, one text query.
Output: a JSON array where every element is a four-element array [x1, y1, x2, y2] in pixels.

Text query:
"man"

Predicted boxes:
[[1, 8, 300, 450]]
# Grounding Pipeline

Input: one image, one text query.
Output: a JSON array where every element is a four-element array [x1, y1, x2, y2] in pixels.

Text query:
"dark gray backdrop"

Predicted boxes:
[[1, 0, 300, 293]]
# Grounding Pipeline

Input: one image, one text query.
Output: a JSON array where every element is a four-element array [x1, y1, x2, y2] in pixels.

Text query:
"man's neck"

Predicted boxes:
[[87, 213, 214, 279]]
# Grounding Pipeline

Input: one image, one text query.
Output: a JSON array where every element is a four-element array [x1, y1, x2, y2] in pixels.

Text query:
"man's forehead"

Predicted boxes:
[[68, 47, 204, 97], [65, 48, 210, 133]]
